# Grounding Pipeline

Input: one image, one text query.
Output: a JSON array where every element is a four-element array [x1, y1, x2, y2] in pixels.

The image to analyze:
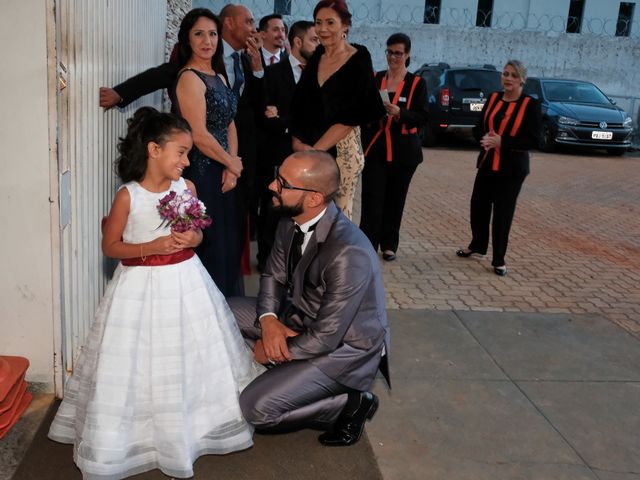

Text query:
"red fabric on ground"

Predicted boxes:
[[0, 356, 31, 439]]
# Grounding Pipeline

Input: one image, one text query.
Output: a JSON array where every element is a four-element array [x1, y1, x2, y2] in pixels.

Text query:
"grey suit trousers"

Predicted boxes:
[[228, 296, 351, 432]]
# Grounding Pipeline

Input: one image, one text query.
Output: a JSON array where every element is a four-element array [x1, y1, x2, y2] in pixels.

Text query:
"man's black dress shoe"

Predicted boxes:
[[318, 392, 379, 447]]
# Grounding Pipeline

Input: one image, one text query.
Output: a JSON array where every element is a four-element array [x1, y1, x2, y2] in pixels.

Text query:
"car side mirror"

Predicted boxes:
[[608, 97, 617, 105]]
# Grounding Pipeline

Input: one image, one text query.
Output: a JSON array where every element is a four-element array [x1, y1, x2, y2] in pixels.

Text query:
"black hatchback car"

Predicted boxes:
[[415, 63, 502, 146], [523, 78, 634, 155]]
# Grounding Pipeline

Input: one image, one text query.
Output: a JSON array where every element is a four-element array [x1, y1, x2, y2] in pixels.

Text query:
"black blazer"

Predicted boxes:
[[259, 58, 297, 171], [361, 71, 428, 167], [113, 62, 179, 108], [473, 91, 541, 177]]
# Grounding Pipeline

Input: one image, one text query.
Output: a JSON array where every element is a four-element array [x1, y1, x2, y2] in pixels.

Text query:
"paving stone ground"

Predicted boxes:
[[353, 144, 640, 337]]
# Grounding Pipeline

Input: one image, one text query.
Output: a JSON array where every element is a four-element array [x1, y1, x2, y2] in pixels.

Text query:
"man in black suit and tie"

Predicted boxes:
[[256, 21, 320, 272], [258, 14, 288, 68], [229, 150, 390, 447]]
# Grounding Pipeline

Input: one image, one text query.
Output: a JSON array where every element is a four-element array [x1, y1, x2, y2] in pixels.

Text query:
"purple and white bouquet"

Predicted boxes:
[[157, 189, 212, 233]]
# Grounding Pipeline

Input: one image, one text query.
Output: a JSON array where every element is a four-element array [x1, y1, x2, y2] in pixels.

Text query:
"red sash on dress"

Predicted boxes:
[[122, 248, 195, 267]]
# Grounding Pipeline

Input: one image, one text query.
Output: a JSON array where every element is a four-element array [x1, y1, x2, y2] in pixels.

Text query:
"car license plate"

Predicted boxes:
[[469, 103, 484, 112], [592, 131, 613, 140]]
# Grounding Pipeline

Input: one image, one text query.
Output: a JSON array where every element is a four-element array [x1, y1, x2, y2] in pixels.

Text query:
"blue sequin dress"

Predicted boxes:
[[175, 69, 243, 297]]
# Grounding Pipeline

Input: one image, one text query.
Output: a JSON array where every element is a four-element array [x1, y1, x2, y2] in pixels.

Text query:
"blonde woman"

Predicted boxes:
[[456, 60, 541, 276]]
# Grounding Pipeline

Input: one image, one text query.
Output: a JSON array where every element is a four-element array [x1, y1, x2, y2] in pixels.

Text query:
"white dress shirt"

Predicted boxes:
[[289, 55, 305, 84]]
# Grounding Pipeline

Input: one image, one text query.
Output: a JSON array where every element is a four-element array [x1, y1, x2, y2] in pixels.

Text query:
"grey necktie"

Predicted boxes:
[[231, 52, 244, 98]]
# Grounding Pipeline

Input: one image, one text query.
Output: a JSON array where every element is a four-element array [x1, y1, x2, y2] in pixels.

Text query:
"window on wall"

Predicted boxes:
[[566, 0, 585, 33], [476, 0, 493, 27], [274, 0, 291, 16], [616, 2, 635, 36], [424, 0, 441, 24]]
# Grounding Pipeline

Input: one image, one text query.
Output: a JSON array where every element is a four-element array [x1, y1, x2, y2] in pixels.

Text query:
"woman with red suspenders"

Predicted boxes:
[[456, 59, 541, 276], [360, 33, 428, 261]]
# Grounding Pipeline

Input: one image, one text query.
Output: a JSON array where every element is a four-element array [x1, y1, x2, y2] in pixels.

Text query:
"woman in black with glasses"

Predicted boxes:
[[360, 33, 428, 262], [456, 59, 541, 276]]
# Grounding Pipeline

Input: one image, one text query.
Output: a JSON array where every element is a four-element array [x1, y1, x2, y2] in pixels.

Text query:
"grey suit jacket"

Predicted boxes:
[[258, 202, 390, 391]]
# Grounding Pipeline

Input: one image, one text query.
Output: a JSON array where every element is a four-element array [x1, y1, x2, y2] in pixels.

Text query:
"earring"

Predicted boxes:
[[342, 33, 346, 39]]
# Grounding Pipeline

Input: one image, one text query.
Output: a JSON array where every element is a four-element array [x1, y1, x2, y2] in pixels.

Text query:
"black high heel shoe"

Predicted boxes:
[[382, 251, 396, 261], [493, 266, 507, 276], [456, 248, 474, 258]]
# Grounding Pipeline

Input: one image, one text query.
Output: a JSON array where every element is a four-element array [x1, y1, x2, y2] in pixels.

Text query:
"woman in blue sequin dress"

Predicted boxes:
[[173, 9, 244, 296]]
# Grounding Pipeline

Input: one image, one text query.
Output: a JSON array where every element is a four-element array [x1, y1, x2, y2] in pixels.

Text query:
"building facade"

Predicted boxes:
[[196, 0, 639, 37]]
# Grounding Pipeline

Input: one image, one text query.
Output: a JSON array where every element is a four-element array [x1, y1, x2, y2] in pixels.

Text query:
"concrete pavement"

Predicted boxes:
[[368, 146, 640, 337], [3, 146, 639, 479], [369, 309, 640, 480]]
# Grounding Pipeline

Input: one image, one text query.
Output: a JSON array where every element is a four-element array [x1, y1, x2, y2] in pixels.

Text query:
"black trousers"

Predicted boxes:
[[227, 297, 350, 432], [256, 171, 280, 269], [468, 171, 526, 266], [360, 158, 417, 253]]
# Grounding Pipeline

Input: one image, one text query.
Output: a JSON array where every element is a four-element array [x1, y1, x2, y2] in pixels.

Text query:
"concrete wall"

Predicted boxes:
[[441, 0, 478, 28], [0, 1, 55, 386], [492, 0, 530, 30], [197, 0, 640, 36]]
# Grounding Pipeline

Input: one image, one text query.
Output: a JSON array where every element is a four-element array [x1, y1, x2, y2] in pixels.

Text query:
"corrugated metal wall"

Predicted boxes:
[[55, 0, 167, 387]]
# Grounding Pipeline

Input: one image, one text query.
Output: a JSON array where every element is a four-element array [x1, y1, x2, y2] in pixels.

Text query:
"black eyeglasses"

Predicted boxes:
[[274, 166, 319, 194], [385, 49, 405, 58]]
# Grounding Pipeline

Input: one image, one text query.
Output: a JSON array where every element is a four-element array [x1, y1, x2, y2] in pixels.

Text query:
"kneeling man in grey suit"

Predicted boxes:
[[228, 150, 390, 446]]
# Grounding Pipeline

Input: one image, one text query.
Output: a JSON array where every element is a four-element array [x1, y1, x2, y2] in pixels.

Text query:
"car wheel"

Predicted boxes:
[[540, 122, 555, 152], [607, 148, 626, 156], [422, 124, 440, 147]]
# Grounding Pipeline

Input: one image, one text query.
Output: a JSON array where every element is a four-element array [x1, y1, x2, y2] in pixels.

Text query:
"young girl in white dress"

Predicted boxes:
[[48, 107, 263, 479]]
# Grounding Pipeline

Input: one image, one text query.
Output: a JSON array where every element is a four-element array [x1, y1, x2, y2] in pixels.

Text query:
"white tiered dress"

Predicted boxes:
[[48, 179, 263, 479]]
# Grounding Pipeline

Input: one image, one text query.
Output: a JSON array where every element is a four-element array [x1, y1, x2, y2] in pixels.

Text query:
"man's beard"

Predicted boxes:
[[271, 191, 305, 218], [300, 47, 314, 61]]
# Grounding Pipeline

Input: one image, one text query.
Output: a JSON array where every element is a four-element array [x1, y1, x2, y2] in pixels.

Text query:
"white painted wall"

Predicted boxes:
[[196, 0, 640, 36], [584, 0, 637, 36], [0, 0, 55, 386], [440, 0, 478, 28], [493, 0, 530, 30]]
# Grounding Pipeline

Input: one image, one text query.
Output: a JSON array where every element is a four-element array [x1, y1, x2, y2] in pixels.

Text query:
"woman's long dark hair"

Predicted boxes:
[[116, 107, 191, 183], [176, 8, 225, 75]]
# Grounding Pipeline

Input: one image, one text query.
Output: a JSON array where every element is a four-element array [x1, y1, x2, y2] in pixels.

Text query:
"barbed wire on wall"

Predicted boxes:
[[195, 0, 638, 38]]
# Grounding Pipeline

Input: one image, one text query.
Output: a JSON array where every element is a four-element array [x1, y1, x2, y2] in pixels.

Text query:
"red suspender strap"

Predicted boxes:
[[401, 76, 421, 135], [385, 83, 405, 161], [491, 102, 517, 171], [509, 96, 531, 136], [483, 92, 499, 129], [487, 100, 503, 133], [364, 74, 405, 162], [479, 92, 500, 167], [364, 74, 386, 157]]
